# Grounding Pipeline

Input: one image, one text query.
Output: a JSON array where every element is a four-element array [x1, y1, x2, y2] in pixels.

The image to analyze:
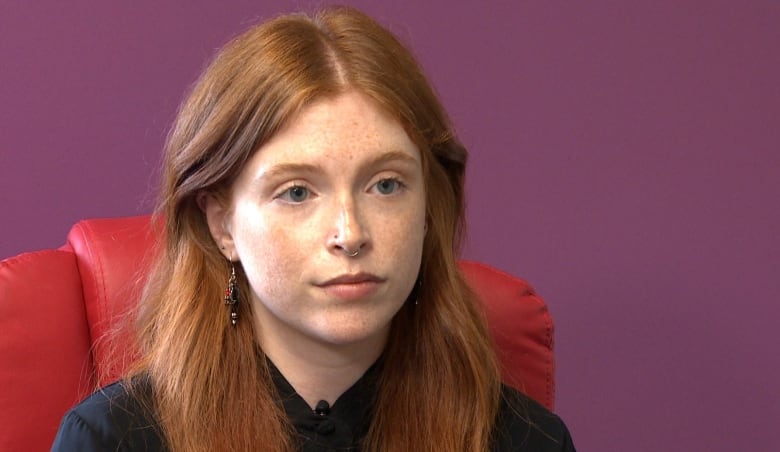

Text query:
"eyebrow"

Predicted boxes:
[[365, 149, 420, 170], [258, 149, 420, 182], [259, 162, 322, 181]]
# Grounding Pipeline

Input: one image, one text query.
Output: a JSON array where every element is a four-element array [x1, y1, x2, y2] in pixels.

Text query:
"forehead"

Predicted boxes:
[[252, 91, 420, 167]]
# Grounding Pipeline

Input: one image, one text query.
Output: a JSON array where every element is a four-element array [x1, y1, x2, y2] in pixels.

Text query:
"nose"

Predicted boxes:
[[327, 196, 369, 257]]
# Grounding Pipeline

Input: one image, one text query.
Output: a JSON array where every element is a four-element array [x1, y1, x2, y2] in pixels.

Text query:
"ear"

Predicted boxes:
[[197, 192, 235, 260]]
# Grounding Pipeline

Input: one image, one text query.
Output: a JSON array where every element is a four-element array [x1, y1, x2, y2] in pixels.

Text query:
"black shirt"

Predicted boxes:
[[52, 364, 575, 451]]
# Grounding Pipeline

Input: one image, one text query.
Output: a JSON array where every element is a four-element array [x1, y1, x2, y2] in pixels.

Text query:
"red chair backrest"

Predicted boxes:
[[0, 215, 555, 451]]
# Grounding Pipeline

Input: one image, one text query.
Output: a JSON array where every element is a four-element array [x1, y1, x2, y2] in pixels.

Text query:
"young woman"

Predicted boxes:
[[53, 6, 574, 451]]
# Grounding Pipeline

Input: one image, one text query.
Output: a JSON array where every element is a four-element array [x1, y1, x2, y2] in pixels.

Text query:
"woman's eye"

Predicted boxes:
[[278, 185, 309, 203], [374, 178, 402, 195]]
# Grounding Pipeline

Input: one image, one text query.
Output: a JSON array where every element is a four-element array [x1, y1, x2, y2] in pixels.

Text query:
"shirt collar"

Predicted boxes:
[[267, 358, 380, 449]]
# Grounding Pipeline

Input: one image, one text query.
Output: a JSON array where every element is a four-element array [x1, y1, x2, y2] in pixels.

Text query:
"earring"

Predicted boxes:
[[224, 261, 239, 326]]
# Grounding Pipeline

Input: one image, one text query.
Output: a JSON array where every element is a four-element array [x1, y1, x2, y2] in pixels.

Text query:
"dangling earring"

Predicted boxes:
[[413, 277, 422, 306], [224, 260, 239, 326]]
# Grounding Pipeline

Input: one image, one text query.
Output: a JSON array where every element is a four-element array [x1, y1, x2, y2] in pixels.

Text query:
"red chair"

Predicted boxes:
[[0, 215, 555, 451]]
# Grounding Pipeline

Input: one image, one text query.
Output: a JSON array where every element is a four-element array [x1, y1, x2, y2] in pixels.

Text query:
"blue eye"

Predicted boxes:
[[279, 185, 309, 203], [375, 178, 401, 195]]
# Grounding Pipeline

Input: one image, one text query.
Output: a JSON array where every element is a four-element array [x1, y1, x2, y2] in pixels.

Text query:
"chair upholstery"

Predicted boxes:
[[0, 215, 555, 451]]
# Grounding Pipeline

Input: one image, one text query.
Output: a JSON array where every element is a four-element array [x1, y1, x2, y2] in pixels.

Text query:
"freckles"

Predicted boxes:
[[261, 225, 310, 279]]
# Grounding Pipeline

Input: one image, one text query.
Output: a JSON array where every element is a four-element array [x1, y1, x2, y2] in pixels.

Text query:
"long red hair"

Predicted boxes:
[[130, 6, 501, 451]]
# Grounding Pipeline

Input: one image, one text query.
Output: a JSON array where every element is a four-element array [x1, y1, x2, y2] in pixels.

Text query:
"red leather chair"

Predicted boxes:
[[0, 215, 555, 451]]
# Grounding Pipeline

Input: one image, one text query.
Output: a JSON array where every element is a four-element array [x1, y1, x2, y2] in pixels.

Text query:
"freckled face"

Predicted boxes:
[[222, 91, 426, 353]]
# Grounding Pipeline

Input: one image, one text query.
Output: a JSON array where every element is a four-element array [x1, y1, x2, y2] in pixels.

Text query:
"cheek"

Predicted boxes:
[[232, 207, 308, 300], [374, 200, 426, 270]]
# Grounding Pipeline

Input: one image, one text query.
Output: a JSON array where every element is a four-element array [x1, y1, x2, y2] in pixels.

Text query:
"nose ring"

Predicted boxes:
[[344, 248, 360, 257]]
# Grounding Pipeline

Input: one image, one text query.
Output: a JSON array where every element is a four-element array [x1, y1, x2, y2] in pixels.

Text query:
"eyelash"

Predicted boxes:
[[272, 177, 406, 204]]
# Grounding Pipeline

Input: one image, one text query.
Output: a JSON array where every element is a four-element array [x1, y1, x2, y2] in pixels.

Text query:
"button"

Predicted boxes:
[[315, 419, 336, 435], [314, 400, 330, 416]]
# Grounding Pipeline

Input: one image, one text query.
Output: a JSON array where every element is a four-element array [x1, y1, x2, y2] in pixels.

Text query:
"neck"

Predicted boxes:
[[254, 318, 387, 409]]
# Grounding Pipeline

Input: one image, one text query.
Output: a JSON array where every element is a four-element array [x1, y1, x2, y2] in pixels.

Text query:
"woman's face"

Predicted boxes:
[[207, 91, 426, 356]]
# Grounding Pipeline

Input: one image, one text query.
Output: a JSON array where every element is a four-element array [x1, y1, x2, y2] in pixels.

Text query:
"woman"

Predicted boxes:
[[53, 6, 574, 451]]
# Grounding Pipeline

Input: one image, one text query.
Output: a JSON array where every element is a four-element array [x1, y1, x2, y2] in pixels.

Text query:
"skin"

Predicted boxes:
[[203, 91, 426, 407]]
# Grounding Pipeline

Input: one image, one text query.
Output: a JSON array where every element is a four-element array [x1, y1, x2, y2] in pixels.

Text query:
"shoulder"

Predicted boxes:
[[492, 385, 576, 452], [52, 378, 165, 451]]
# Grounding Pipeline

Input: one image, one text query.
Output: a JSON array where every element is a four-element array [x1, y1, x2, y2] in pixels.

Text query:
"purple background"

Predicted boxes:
[[2, 1, 778, 450]]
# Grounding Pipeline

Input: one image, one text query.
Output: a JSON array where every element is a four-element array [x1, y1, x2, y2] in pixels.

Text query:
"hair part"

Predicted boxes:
[[130, 6, 501, 451]]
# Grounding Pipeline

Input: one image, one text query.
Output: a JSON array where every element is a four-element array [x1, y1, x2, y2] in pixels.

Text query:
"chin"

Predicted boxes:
[[309, 318, 393, 349]]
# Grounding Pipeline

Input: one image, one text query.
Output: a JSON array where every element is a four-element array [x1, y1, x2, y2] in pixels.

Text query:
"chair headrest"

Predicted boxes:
[[65, 216, 555, 408]]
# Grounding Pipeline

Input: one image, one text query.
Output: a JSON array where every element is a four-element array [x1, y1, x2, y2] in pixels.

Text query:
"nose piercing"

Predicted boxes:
[[344, 248, 360, 257]]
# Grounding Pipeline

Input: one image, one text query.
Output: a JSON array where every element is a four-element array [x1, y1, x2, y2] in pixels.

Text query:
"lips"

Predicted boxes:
[[316, 273, 385, 300], [320, 272, 384, 285]]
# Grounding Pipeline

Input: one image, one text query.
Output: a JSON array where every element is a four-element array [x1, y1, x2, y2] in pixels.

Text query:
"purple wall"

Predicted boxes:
[[2, 1, 778, 450]]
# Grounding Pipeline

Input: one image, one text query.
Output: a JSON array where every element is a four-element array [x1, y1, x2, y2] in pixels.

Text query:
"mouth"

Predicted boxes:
[[319, 272, 384, 285], [316, 273, 385, 300]]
